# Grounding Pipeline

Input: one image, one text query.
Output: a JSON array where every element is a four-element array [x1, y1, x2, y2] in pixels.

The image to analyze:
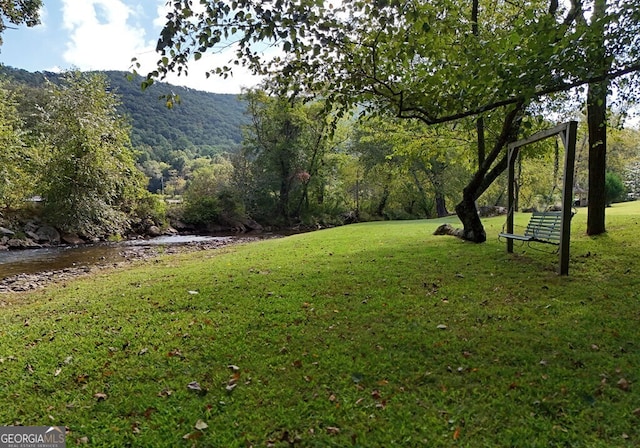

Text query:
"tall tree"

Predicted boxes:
[[143, 0, 640, 241], [37, 71, 147, 238], [581, 0, 611, 235], [0, 82, 33, 210], [240, 89, 333, 225]]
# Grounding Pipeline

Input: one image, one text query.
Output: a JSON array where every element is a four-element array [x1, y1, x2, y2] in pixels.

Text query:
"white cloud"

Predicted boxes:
[[132, 43, 263, 94], [59, 0, 260, 93], [131, 2, 262, 94], [36, 4, 49, 30], [61, 0, 151, 71]]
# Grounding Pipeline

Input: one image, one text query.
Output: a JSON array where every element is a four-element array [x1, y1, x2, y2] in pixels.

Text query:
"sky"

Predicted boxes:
[[0, 0, 260, 94]]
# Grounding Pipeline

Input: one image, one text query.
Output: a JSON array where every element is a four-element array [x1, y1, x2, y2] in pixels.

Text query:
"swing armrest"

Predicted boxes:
[[498, 232, 533, 241]]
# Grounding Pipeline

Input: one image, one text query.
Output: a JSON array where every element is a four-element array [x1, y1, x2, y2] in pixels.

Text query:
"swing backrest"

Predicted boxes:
[[524, 211, 563, 243]]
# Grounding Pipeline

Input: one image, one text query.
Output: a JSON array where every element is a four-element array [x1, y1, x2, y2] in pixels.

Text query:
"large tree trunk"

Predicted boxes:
[[453, 0, 485, 243], [585, 0, 609, 236], [455, 191, 486, 243], [451, 104, 524, 243], [586, 80, 607, 235]]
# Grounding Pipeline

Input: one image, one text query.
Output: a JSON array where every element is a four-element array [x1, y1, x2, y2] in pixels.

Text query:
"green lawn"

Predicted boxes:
[[1, 202, 639, 447]]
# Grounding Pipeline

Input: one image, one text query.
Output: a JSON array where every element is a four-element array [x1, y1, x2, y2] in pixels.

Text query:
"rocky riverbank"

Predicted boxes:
[[0, 237, 264, 294]]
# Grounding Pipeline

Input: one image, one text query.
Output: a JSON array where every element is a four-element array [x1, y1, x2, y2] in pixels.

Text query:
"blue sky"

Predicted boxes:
[[0, 0, 258, 93]]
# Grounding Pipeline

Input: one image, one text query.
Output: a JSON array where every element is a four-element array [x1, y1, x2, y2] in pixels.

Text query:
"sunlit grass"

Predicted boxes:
[[0, 201, 639, 446]]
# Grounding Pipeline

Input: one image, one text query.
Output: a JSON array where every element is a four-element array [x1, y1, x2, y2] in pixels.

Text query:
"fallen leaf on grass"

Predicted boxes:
[[617, 378, 631, 391], [157, 388, 173, 397], [76, 436, 89, 444], [54, 368, 62, 377], [187, 381, 202, 391], [188, 290, 199, 295], [76, 374, 89, 384], [437, 324, 447, 330], [194, 420, 208, 430], [94, 393, 107, 401], [453, 427, 461, 440], [183, 432, 203, 440], [228, 364, 240, 372], [326, 426, 340, 435], [138, 348, 149, 356]]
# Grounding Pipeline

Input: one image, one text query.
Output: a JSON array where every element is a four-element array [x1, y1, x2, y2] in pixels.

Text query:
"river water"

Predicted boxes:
[[0, 235, 237, 279]]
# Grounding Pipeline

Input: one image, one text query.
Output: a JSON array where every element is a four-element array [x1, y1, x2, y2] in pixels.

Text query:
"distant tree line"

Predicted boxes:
[[0, 67, 638, 240]]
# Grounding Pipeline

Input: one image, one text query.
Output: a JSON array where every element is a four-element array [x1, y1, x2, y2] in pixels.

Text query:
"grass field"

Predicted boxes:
[[0, 202, 639, 447]]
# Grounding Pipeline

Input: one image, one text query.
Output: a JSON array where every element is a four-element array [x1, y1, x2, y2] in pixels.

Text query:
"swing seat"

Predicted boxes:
[[499, 211, 564, 245]]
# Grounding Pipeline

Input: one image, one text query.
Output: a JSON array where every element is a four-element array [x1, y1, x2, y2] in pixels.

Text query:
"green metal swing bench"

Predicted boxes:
[[498, 210, 572, 248]]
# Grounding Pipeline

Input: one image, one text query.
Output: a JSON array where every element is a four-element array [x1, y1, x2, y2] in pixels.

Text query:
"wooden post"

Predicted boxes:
[[558, 121, 578, 275], [506, 145, 519, 253]]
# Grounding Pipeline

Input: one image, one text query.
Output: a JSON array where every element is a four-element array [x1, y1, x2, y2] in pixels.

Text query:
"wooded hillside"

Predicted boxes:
[[0, 65, 247, 156]]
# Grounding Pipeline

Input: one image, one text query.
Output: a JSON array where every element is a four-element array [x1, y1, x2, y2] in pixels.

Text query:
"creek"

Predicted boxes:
[[0, 234, 245, 279]]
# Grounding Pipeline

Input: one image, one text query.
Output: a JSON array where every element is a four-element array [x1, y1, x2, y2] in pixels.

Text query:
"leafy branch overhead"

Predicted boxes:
[[143, 0, 640, 123], [0, 0, 42, 45]]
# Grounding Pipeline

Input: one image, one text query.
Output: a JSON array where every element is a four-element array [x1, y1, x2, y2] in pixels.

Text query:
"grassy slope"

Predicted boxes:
[[0, 202, 639, 447]]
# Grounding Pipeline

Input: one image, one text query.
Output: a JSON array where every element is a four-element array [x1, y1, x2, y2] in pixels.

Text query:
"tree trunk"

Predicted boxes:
[[585, 0, 609, 236], [454, 191, 486, 243], [586, 80, 607, 235], [410, 168, 433, 217], [376, 185, 390, 217], [451, 103, 524, 243], [435, 192, 448, 218]]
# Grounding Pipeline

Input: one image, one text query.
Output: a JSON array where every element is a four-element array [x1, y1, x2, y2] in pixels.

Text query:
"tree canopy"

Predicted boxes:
[[36, 72, 148, 238], [0, 0, 41, 45], [144, 0, 640, 123]]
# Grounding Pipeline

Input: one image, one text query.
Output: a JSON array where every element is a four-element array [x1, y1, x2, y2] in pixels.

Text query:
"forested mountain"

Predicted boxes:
[[0, 65, 247, 157]]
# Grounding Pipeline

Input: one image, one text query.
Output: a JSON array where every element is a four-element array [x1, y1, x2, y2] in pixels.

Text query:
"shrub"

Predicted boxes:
[[605, 171, 627, 205], [182, 196, 220, 226]]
